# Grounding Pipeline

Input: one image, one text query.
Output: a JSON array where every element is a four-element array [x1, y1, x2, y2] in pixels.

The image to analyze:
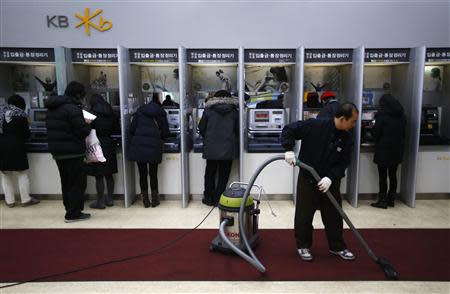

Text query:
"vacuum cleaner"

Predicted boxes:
[[210, 182, 263, 254], [210, 154, 399, 280]]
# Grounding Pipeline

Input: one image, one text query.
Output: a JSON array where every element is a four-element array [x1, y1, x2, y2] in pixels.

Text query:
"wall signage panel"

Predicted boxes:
[[305, 49, 353, 63], [72, 48, 118, 63], [365, 48, 410, 63], [0, 47, 55, 62], [187, 49, 238, 63], [129, 49, 178, 63], [244, 49, 296, 63], [426, 48, 450, 62]]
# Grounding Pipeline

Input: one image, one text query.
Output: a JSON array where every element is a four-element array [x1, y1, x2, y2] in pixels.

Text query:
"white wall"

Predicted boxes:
[[1, 0, 449, 48]]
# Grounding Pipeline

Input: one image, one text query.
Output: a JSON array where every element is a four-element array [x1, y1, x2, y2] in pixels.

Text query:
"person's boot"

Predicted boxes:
[[151, 190, 160, 207], [105, 194, 114, 207], [371, 193, 388, 209], [142, 192, 151, 208], [90, 194, 106, 209], [387, 192, 395, 207]]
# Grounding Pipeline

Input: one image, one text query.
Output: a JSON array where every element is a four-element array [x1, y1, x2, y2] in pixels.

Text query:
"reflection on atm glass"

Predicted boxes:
[[255, 111, 269, 122]]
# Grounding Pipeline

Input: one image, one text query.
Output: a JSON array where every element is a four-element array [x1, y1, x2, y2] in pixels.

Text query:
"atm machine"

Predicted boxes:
[[247, 108, 287, 152], [28, 108, 49, 152], [163, 106, 182, 152], [360, 107, 378, 146]]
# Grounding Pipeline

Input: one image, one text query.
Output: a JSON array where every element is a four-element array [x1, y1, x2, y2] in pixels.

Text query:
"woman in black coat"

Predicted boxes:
[[85, 94, 120, 209], [371, 94, 406, 209], [198, 90, 239, 206], [128, 94, 169, 208], [0, 95, 39, 207]]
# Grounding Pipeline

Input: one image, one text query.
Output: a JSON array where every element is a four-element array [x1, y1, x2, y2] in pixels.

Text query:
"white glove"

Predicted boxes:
[[317, 177, 332, 193], [284, 151, 296, 166]]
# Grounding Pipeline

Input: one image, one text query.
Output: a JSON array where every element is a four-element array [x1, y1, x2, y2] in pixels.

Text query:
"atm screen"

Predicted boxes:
[[362, 111, 375, 121], [33, 110, 47, 122], [255, 111, 269, 122]]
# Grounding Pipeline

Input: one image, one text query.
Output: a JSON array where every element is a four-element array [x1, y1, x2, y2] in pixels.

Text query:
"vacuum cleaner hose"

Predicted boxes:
[[238, 154, 286, 273]]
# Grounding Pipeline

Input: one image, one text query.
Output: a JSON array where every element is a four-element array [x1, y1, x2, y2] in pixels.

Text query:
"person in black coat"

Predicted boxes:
[[85, 94, 120, 209], [198, 90, 239, 206], [371, 94, 406, 209], [281, 102, 358, 261], [128, 93, 169, 208], [45, 81, 92, 222], [0, 95, 40, 207], [317, 91, 340, 119]]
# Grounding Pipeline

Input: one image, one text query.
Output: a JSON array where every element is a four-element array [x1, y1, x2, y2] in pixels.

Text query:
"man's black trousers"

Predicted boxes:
[[295, 174, 347, 251], [204, 159, 232, 204], [55, 157, 87, 219]]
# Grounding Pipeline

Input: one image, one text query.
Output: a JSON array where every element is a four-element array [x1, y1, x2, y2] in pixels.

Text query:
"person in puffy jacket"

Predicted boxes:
[[371, 94, 406, 209], [85, 94, 120, 209], [198, 90, 239, 206], [45, 81, 92, 222], [128, 93, 169, 208], [0, 94, 39, 207]]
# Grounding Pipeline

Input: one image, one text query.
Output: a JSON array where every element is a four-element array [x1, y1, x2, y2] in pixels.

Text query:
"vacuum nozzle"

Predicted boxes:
[[377, 257, 399, 280]]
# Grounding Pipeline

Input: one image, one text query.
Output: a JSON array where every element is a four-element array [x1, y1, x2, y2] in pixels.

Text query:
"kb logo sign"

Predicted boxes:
[[47, 8, 113, 36]]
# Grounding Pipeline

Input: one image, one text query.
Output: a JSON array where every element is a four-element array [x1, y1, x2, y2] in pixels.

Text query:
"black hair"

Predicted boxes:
[[165, 95, 172, 100], [152, 92, 161, 104], [214, 90, 231, 98], [7, 94, 26, 110], [269, 67, 288, 82], [335, 102, 359, 119], [64, 81, 86, 99]]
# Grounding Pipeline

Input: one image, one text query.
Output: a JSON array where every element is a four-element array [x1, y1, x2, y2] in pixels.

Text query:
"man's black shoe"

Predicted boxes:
[[202, 198, 213, 206], [64, 213, 91, 223]]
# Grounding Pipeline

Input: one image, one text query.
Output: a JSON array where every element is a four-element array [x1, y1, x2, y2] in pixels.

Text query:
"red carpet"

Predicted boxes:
[[1, 229, 449, 282]]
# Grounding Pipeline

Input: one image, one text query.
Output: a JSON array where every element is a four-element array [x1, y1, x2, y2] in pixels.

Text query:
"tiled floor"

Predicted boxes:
[[1, 199, 449, 293]]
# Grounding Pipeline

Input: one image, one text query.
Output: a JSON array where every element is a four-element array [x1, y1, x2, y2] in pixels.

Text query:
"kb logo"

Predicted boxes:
[[47, 8, 113, 36]]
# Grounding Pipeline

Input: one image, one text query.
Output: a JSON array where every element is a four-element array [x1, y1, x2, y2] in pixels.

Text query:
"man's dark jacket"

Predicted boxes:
[[45, 96, 91, 157], [281, 118, 353, 182]]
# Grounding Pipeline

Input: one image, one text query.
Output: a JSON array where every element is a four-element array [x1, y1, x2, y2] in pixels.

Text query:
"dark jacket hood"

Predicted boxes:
[[379, 95, 404, 117], [206, 96, 238, 115], [139, 102, 162, 118], [91, 101, 114, 117], [45, 95, 80, 109]]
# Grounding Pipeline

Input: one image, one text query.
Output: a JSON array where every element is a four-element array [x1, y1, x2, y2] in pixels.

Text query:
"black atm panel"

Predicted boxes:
[[361, 108, 377, 146], [163, 108, 181, 153], [247, 109, 287, 153]]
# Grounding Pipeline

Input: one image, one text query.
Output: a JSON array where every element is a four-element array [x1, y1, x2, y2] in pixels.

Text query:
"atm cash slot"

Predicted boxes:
[[247, 109, 286, 153]]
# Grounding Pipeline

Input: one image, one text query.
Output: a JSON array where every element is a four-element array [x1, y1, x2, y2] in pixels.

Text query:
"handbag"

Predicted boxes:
[[85, 129, 107, 163]]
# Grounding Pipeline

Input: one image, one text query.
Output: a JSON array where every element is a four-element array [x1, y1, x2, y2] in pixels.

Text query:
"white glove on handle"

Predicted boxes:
[[317, 177, 332, 193], [285, 151, 296, 166]]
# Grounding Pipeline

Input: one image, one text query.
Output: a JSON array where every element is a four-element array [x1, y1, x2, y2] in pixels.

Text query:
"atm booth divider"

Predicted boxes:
[[118, 46, 186, 208], [302, 48, 362, 207], [241, 48, 300, 200]]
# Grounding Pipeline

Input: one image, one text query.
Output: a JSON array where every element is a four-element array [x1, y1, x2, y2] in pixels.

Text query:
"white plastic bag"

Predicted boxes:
[[85, 129, 106, 163]]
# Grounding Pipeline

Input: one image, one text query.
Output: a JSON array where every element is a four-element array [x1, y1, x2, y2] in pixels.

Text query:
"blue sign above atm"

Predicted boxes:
[[129, 49, 178, 63], [187, 49, 238, 63], [245, 49, 296, 63], [0, 47, 55, 62], [426, 48, 450, 62], [365, 48, 410, 63]]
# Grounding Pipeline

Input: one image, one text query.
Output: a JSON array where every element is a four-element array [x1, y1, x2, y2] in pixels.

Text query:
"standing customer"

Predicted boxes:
[[128, 93, 169, 208], [371, 94, 406, 209], [45, 81, 92, 222], [0, 94, 39, 207], [281, 102, 358, 261], [85, 94, 120, 209], [198, 90, 239, 206]]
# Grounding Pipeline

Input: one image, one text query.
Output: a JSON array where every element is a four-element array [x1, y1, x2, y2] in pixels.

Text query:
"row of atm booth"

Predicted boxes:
[[0, 46, 448, 208]]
